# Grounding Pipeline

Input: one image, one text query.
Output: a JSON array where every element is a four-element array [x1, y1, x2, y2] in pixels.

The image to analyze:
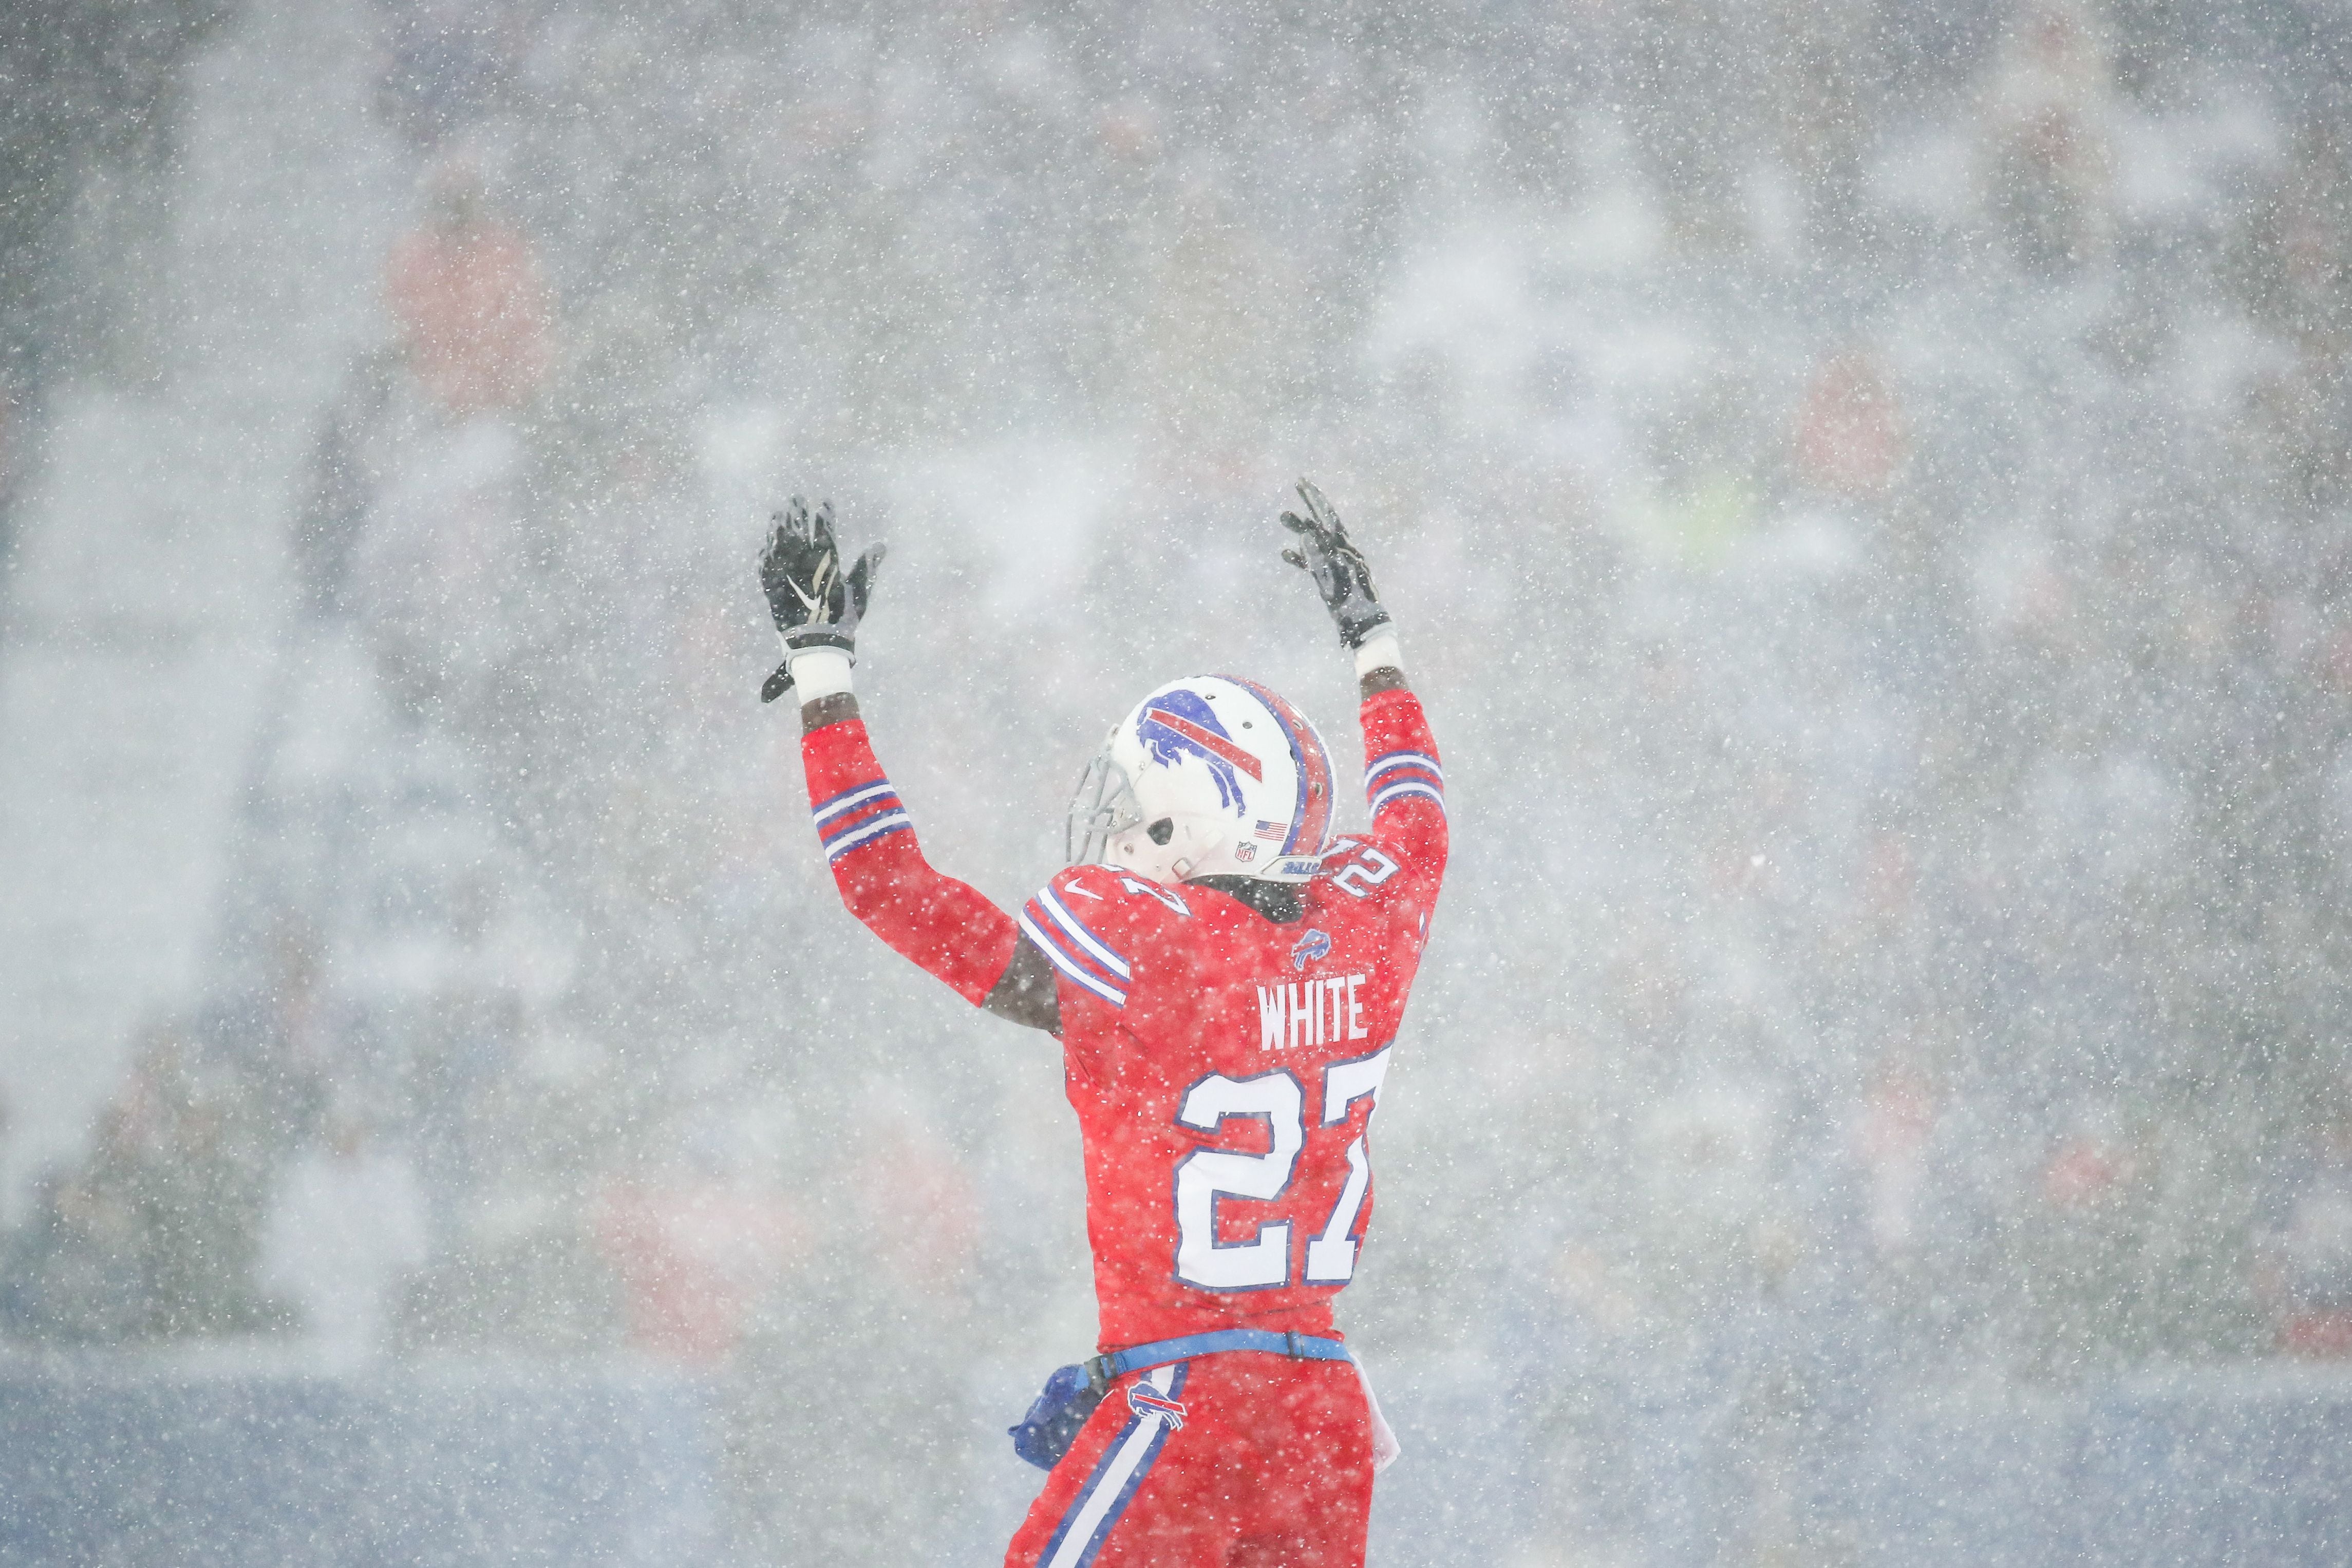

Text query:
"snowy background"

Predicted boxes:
[[4, 0, 2352, 1563]]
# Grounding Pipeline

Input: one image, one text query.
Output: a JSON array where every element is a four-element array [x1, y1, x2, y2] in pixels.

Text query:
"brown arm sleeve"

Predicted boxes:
[[982, 935, 1062, 1034], [802, 691, 862, 733]]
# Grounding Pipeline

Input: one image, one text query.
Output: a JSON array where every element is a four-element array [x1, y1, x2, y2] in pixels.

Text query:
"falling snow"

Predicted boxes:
[[4, 1, 2351, 1563]]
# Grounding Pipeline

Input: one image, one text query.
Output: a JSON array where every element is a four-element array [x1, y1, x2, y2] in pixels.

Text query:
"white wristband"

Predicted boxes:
[[1353, 630, 1402, 678], [787, 645, 854, 703]]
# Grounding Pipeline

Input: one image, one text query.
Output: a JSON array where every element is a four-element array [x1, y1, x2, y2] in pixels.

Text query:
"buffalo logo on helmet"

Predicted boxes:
[[1136, 690, 1260, 816]]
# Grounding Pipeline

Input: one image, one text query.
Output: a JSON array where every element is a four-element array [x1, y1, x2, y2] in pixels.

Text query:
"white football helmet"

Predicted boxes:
[[1067, 675, 1336, 885]]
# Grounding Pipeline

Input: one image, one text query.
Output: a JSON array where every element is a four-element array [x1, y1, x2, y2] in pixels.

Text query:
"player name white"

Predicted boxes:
[[1257, 974, 1370, 1052]]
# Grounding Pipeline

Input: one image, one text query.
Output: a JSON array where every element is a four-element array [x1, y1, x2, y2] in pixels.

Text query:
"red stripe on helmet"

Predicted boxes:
[[1224, 678, 1332, 855], [1142, 706, 1264, 781]]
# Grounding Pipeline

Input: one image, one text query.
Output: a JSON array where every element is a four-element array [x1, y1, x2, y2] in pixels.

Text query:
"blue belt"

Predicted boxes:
[[1083, 1329, 1351, 1392]]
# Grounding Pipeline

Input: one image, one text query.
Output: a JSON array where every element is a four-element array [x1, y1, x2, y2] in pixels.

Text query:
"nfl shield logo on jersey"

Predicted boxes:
[[1127, 1383, 1189, 1430], [1290, 928, 1332, 971]]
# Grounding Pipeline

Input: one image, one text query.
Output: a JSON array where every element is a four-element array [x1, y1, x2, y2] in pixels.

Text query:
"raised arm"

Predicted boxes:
[[1351, 681, 1447, 900], [1281, 481, 1447, 900], [759, 501, 1059, 1030]]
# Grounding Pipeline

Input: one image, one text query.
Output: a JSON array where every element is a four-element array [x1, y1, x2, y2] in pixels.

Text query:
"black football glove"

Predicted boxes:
[[757, 497, 886, 703], [1280, 479, 1391, 649]]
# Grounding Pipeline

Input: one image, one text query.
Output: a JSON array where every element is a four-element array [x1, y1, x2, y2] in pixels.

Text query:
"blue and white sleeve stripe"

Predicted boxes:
[[1018, 886, 1132, 1008], [1365, 749, 1445, 817], [813, 780, 913, 863], [1034, 886, 1132, 980]]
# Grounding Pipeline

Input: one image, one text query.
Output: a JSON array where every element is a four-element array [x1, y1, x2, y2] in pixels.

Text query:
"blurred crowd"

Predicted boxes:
[[6, 0, 2352, 1561], [0, 0, 230, 571]]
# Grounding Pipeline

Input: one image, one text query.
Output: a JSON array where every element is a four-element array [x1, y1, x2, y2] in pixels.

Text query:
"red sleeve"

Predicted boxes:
[[802, 716, 1020, 1007], [1353, 688, 1448, 913]]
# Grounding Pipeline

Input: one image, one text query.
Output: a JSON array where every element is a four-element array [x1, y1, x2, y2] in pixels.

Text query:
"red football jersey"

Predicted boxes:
[[802, 688, 1446, 1351]]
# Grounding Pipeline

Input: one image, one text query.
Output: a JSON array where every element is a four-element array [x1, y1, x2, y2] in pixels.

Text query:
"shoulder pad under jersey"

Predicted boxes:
[[1019, 867, 1190, 1009]]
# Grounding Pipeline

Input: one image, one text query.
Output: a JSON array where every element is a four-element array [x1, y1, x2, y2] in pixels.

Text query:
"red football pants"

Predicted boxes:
[[1005, 1353, 1374, 1568]]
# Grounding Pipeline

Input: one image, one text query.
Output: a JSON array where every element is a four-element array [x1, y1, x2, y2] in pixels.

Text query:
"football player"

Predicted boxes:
[[759, 482, 1447, 1568]]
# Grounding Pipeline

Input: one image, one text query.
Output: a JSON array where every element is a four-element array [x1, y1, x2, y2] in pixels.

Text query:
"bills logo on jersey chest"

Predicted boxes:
[[1257, 972, 1370, 1051]]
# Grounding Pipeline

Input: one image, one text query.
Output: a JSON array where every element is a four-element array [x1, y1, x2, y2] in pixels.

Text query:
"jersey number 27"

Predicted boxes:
[[1172, 1047, 1391, 1291]]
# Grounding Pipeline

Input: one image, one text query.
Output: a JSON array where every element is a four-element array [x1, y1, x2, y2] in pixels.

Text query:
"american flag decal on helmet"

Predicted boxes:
[[1365, 750, 1444, 817], [1253, 820, 1288, 841]]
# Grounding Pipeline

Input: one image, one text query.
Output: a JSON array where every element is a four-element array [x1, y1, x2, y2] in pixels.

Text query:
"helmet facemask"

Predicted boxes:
[[1066, 745, 1142, 866], [1067, 742, 1227, 884]]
